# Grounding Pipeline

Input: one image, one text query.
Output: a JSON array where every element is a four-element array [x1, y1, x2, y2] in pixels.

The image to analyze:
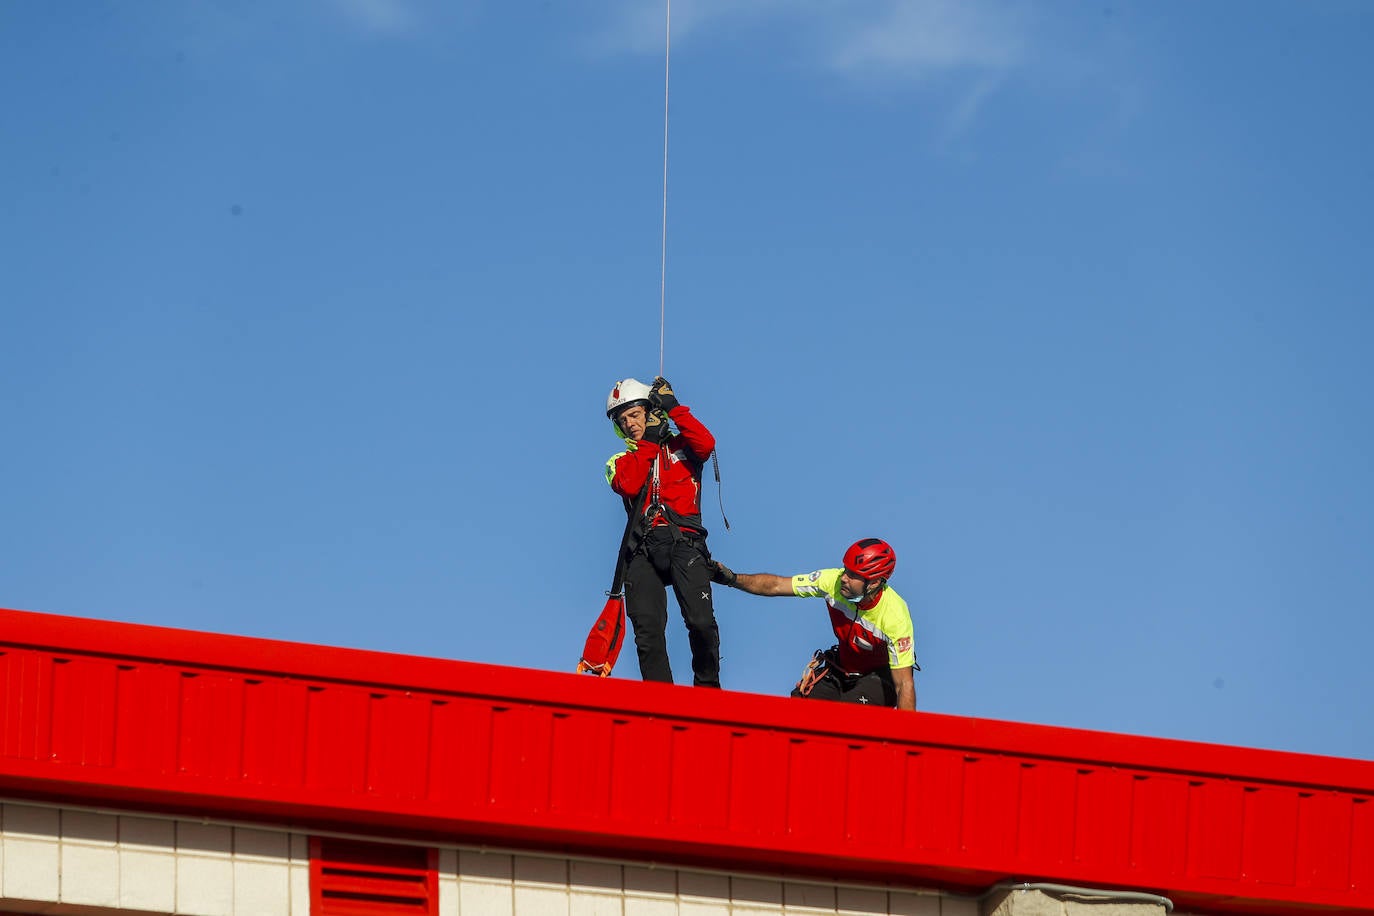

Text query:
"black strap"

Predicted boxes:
[[608, 481, 653, 596], [613, 443, 713, 584], [711, 449, 730, 531]]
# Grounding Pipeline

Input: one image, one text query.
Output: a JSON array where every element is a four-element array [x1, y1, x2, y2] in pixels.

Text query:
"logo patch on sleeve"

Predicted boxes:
[[897, 636, 912, 653], [807, 571, 822, 582]]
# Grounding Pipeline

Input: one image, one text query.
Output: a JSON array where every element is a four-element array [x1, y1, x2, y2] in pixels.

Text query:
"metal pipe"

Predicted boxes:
[[985, 881, 1175, 913]]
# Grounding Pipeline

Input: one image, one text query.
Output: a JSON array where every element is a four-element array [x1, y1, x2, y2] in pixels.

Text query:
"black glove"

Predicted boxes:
[[650, 376, 680, 412], [642, 409, 672, 444], [708, 560, 737, 587]]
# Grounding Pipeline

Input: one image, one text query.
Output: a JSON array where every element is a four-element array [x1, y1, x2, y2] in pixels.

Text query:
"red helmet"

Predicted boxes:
[[843, 538, 896, 581]]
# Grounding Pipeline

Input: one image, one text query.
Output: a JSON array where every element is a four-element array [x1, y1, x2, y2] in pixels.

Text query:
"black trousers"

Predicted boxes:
[[624, 526, 721, 687], [790, 665, 896, 707]]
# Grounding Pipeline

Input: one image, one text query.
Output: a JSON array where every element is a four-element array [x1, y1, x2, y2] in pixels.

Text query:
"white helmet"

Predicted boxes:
[[606, 378, 653, 418]]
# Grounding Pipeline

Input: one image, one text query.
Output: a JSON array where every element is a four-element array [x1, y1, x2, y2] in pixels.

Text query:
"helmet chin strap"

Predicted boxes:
[[853, 579, 885, 609]]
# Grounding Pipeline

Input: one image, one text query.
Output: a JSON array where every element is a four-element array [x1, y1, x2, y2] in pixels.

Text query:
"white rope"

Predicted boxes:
[[658, 0, 671, 378]]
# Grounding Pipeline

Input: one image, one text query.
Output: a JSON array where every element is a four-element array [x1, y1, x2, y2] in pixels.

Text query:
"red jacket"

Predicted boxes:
[[607, 406, 716, 532]]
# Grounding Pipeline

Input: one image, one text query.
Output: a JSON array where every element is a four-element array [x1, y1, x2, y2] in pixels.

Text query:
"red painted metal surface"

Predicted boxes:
[[311, 838, 438, 916], [1, 606, 1371, 915]]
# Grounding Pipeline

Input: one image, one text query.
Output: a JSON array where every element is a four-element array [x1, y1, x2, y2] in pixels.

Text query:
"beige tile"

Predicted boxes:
[[836, 887, 887, 915], [289, 858, 311, 916], [439, 878, 461, 916], [3, 803, 59, 839], [783, 882, 835, 912], [624, 897, 678, 916], [678, 871, 729, 904], [515, 883, 572, 915], [461, 848, 514, 882], [438, 849, 462, 916], [120, 848, 177, 913], [460, 877, 514, 914], [888, 891, 940, 916], [178, 852, 236, 916], [624, 865, 676, 897], [2, 834, 60, 902], [436, 851, 458, 916], [516, 854, 570, 887], [60, 841, 120, 906], [570, 892, 625, 916], [622, 864, 678, 916], [679, 898, 730, 916], [571, 895, 626, 916], [179, 821, 234, 856], [234, 827, 290, 861], [570, 859, 623, 894], [61, 809, 117, 845], [937, 897, 979, 916], [731, 877, 783, 908], [120, 815, 176, 850], [234, 858, 291, 916]]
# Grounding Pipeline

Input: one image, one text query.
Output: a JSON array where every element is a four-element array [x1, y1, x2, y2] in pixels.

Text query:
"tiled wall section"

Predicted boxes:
[[0, 801, 311, 915], [436, 849, 978, 916], [1, 800, 975, 916]]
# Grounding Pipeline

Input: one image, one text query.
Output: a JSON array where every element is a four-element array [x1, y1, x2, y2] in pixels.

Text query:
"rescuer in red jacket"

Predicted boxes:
[[605, 377, 721, 687]]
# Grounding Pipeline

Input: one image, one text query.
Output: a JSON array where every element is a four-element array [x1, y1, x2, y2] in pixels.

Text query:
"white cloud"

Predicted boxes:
[[826, 1, 1026, 80], [329, 0, 418, 35], [589, 0, 1036, 138], [594, 0, 1029, 84], [592, 0, 785, 56], [939, 73, 1006, 146]]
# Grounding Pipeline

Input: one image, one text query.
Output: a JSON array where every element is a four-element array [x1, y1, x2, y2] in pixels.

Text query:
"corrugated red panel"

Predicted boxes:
[[1130, 772, 1188, 877], [2, 606, 1372, 916]]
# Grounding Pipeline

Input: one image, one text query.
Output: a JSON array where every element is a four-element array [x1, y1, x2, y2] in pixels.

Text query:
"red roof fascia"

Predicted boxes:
[[1, 606, 1371, 915]]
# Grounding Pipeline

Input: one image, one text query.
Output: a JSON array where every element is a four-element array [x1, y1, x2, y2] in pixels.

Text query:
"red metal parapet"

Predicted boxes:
[[1, 606, 1370, 915]]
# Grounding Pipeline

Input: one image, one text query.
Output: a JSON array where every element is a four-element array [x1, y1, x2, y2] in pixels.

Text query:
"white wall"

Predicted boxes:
[[0, 801, 311, 915], [438, 848, 974, 916], [1, 799, 977, 916]]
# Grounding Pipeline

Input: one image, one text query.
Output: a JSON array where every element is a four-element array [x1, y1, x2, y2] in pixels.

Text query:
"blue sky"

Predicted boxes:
[[4, 1, 1372, 761]]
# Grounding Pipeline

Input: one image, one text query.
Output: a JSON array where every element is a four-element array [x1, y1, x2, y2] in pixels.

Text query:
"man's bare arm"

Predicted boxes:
[[730, 572, 795, 597], [891, 664, 916, 711]]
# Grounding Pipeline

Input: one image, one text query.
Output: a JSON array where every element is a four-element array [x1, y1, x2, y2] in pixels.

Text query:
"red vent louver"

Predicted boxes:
[[311, 838, 438, 916]]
